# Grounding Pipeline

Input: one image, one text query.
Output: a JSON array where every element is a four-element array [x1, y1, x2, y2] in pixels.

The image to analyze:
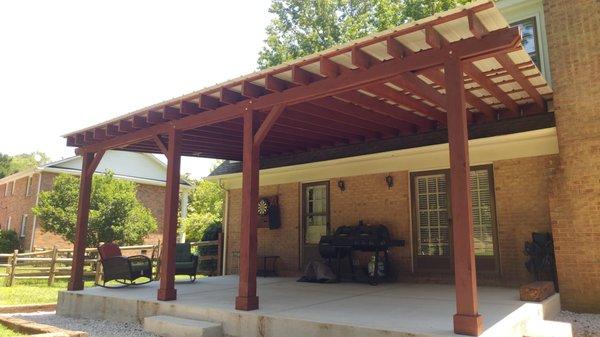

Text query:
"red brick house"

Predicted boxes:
[[204, 0, 599, 314], [0, 150, 191, 251]]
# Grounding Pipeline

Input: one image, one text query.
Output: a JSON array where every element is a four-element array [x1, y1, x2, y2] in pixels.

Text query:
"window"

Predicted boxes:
[[20, 214, 28, 238], [513, 17, 540, 69], [7, 216, 11, 230], [303, 183, 329, 244], [11, 181, 15, 196], [25, 176, 33, 196], [411, 166, 498, 271], [4, 182, 10, 197]]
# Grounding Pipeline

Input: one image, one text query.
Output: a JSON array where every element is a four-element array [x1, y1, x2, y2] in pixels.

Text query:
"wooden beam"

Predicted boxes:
[[199, 94, 221, 110], [147, 111, 165, 124], [67, 152, 94, 292], [132, 116, 150, 129], [420, 68, 495, 120], [157, 128, 181, 301], [106, 124, 120, 136], [236, 109, 260, 311], [291, 103, 384, 138], [73, 28, 520, 155], [265, 75, 289, 92], [463, 61, 520, 115], [241, 81, 267, 98], [119, 120, 133, 132], [351, 47, 372, 69], [363, 84, 446, 125], [336, 91, 432, 129], [93, 128, 106, 140], [180, 101, 202, 115], [468, 10, 488, 39], [291, 65, 312, 85], [253, 104, 285, 147], [163, 107, 181, 120], [495, 53, 545, 111], [445, 55, 482, 337], [319, 57, 340, 77], [220, 87, 245, 104], [389, 72, 447, 108], [425, 26, 445, 49], [153, 135, 168, 155], [86, 150, 105, 177], [386, 37, 409, 59]]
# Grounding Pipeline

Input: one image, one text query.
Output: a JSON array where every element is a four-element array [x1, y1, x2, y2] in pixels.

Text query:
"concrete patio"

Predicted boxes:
[[57, 276, 563, 337]]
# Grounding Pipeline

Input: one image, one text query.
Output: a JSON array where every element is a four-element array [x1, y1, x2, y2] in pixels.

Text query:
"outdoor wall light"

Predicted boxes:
[[385, 174, 394, 189], [337, 179, 346, 192]]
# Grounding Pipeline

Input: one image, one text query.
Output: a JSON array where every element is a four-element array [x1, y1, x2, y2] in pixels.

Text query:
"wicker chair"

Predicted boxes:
[[97, 242, 152, 288], [175, 243, 199, 282]]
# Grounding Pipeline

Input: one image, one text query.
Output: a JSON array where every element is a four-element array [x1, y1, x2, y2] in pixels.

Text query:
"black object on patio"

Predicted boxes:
[[97, 242, 152, 288], [175, 242, 199, 282], [524, 232, 558, 291], [319, 221, 405, 285]]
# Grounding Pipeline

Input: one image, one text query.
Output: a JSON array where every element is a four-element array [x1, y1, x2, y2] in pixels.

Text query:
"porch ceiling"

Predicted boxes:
[[63, 0, 552, 161]]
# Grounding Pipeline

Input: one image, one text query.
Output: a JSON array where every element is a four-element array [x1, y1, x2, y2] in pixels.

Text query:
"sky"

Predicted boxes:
[[0, 0, 272, 178]]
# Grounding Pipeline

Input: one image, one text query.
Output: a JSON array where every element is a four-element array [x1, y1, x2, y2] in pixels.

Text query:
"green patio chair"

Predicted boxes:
[[175, 242, 199, 282]]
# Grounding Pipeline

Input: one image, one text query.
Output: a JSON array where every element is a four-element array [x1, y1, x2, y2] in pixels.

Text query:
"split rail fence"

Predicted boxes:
[[0, 234, 223, 287]]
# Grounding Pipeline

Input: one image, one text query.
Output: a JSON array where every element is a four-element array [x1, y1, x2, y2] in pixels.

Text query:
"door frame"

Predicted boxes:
[[300, 181, 330, 268], [410, 165, 500, 274]]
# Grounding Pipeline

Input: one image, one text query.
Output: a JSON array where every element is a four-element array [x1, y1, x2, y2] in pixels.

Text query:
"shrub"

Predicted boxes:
[[0, 229, 20, 253]]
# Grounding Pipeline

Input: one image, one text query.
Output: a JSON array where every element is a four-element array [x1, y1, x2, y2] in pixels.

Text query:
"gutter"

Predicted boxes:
[[29, 172, 43, 251]]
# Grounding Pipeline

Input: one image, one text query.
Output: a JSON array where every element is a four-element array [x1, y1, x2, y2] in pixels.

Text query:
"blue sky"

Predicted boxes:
[[0, 0, 272, 178]]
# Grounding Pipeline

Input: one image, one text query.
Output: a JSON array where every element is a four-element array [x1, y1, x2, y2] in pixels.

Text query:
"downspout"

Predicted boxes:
[[222, 187, 229, 275], [29, 171, 43, 252]]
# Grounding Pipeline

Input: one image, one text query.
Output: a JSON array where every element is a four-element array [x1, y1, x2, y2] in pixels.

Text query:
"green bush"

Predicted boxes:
[[0, 229, 20, 253]]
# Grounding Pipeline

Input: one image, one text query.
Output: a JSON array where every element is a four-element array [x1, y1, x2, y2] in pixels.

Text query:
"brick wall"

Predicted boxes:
[[544, 0, 600, 312], [225, 155, 555, 285], [136, 184, 166, 245], [0, 173, 41, 250]]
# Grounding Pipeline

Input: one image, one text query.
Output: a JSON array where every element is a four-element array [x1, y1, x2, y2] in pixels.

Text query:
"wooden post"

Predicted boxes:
[[6, 250, 18, 287], [157, 128, 182, 301], [94, 255, 103, 285], [216, 232, 223, 276], [445, 54, 482, 336], [48, 246, 59, 286], [68, 152, 95, 291], [236, 109, 261, 311], [154, 240, 161, 281]]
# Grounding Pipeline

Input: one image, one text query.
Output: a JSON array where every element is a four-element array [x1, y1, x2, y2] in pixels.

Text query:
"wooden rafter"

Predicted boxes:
[[495, 53, 545, 111], [463, 61, 520, 114]]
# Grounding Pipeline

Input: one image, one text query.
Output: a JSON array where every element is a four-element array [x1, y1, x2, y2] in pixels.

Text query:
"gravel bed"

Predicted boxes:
[[10, 312, 157, 337], [556, 311, 600, 337]]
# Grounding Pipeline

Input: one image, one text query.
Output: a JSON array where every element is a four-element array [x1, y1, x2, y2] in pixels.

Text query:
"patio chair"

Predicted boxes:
[[97, 242, 153, 288], [175, 242, 199, 282]]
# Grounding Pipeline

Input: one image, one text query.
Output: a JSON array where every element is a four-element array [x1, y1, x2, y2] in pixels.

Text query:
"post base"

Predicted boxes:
[[157, 288, 177, 301], [235, 296, 259, 311], [453, 313, 483, 336], [67, 280, 84, 291]]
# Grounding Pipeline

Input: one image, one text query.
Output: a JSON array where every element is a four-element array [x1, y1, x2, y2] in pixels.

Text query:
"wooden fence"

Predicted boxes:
[[0, 234, 223, 287]]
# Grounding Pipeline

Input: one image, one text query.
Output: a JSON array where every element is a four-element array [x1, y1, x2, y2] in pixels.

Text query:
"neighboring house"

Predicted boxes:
[[0, 150, 191, 251], [206, 0, 599, 313]]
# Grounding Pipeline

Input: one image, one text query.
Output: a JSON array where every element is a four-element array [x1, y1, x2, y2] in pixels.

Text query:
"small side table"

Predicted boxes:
[[257, 255, 279, 277]]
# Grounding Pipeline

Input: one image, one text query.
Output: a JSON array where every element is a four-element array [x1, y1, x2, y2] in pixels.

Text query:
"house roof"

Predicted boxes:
[[0, 150, 192, 188], [61, 0, 552, 163]]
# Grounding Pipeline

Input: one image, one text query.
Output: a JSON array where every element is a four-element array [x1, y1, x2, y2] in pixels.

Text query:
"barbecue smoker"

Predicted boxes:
[[318, 222, 405, 285]]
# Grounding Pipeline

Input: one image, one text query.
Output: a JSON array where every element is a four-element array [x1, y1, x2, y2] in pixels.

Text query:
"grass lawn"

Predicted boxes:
[[0, 278, 95, 306], [0, 324, 21, 337]]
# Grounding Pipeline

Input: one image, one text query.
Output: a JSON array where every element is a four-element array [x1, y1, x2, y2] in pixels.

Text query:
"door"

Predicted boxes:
[[301, 182, 330, 268], [411, 166, 499, 273]]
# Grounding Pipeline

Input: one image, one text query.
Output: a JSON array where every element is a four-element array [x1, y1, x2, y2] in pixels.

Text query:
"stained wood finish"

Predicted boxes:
[[445, 56, 482, 336], [68, 151, 103, 291], [157, 128, 182, 301]]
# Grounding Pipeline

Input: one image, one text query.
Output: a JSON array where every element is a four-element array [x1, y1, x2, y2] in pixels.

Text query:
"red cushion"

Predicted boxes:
[[99, 243, 122, 260]]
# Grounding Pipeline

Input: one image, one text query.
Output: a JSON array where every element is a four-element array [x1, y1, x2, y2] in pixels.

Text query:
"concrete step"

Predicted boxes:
[[143, 315, 222, 337], [525, 319, 573, 337]]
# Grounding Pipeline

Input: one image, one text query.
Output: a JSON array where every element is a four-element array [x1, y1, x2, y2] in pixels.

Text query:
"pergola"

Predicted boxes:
[[62, 1, 552, 335]]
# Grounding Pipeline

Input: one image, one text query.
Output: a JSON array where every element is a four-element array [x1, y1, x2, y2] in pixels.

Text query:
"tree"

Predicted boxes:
[[9, 152, 50, 173], [257, 0, 470, 69], [0, 152, 51, 178], [181, 179, 224, 242], [33, 172, 157, 247], [0, 153, 11, 179]]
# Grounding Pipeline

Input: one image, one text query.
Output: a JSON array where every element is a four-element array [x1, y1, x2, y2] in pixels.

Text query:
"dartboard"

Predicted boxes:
[[257, 198, 270, 216]]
